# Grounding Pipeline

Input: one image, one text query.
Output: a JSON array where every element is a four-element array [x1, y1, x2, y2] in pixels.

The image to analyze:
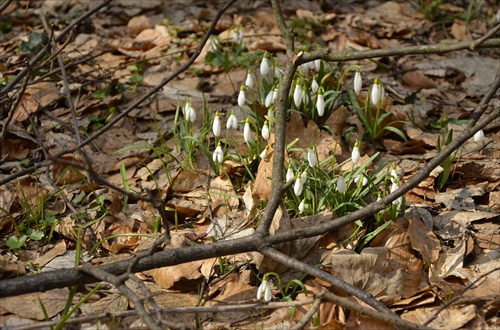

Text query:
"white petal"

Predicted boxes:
[[227, 114, 238, 130], [371, 83, 380, 106], [286, 167, 294, 182], [238, 89, 246, 107], [265, 90, 274, 107], [316, 93, 325, 117], [337, 176, 347, 193], [311, 78, 319, 94], [314, 59, 321, 70], [264, 282, 272, 302], [354, 71, 362, 94], [474, 129, 484, 142], [257, 280, 266, 300], [245, 73, 253, 88], [262, 123, 270, 140], [294, 177, 303, 196], [300, 171, 308, 185], [260, 57, 270, 75], [260, 147, 267, 159], [298, 200, 305, 213], [307, 149, 317, 167], [293, 84, 302, 108], [351, 146, 360, 165], [213, 115, 221, 137], [244, 122, 252, 143]]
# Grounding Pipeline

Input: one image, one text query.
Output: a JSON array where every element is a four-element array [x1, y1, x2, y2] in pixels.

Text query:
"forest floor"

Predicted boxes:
[[0, 0, 499, 329]]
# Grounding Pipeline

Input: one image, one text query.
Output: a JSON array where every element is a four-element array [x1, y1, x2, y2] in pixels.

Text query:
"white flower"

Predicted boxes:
[[226, 111, 238, 130], [244, 119, 252, 143], [272, 88, 279, 102], [260, 54, 270, 75], [293, 83, 303, 108], [294, 175, 304, 196], [307, 148, 317, 167], [260, 146, 268, 159], [337, 176, 347, 193], [257, 279, 271, 302], [184, 103, 196, 122], [265, 89, 274, 107], [371, 81, 380, 106], [233, 31, 239, 42], [262, 121, 270, 140], [390, 167, 398, 183], [245, 70, 254, 88], [314, 59, 321, 71], [311, 76, 319, 94], [302, 87, 309, 105], [274, 66, 283, 79], [354, 175, 368, 186], [212, 112, 221, 137], [286, 165, 294, 182], [474, 129, 484, 142], [354, 70, 362, 94], [300, 170, 308, 185], [390, 181, 402, 205], [238, 86, 246, 107], [316, 92, 325, 117], [351, 142, 360, 165], [213, 144, 223, 163], [298, 199, 306, 213]]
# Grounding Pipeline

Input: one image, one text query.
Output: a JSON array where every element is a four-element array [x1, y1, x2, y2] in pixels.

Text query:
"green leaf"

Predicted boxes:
[[7, 234, 28, 249]]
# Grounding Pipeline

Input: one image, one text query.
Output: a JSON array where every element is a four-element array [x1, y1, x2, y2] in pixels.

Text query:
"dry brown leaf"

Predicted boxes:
[[0, 289, 70, 320], [34, 240, 67, 268], [401, 304, 476, 330], [150, 259, 205, 290], [408, 216, 440, 264], [252, 141, 274, 201]]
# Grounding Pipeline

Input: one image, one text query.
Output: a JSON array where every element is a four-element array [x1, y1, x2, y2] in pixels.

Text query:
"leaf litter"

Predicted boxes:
[[0, 0, 499, 329]]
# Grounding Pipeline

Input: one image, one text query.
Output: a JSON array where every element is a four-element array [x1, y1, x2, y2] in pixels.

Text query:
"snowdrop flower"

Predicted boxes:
[[265, 89, 274, 107], [293, 82, 303, 108], [226, 110, 238, 130], [257, 279, 272, 302], [302, 86, 309, 105], [301, 62, 311, 74], [311, 76, 319, 94], [353, 69, 362, 94], [212, 112, 221, 137], [260, 146, 268, 159], [314, 59, 321, 71], [390, 166, 398, 183], [474, 129, 484, 142], [351, 140, 360, 165], [274, 66, 283, 80], [390, 180, 402, 205], [354, 175, 368, 186], [298, 199, 306, 214], [300, 170, 308, 185], [243, 119, 252, 143], [213, 143, 223, 163], [184, 102, 196, 122], [316, 91, 325, 117], [245, 69, 254, 89], [262, 121, 270, 140], [260, 53, 271, 75], [294, 175, 304, 196], [371, 79, 384, 106], [307, 147, 317, 167], [337, 175, 347, 193], [238, 86, 246, 107], [286, 164, 294, 182]]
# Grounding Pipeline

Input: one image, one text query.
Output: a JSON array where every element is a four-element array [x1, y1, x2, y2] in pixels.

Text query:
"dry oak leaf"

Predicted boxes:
[[408, 216, 440, 264]]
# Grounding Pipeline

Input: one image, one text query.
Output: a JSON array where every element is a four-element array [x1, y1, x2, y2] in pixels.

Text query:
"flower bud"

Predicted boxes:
[[293, 83, 303, 108], [300, 170, 308, 185], [238, 86, 246, 107], [286, 165, 294, 182], [265, 89, 274, 107], [212, 112, 221, 137], [294, 175, 304, 196], [244, 119, 252, 143], [371, 80, 380, 106], [316, 92, 325, 117], [260, 54, 270, 75], [351, 141, 360, 165], [474, 129, 484, 142], [311, 76, 319, 94], [245, 69, 254, 88], [262, 121, 270, 140], [298, 199, 306, 213], [337, 175, 347, 193], [184, 103, 196, 122], [354, 70, 362, 94], [260, 146, 268, 159], [307, 148, 317, 167]]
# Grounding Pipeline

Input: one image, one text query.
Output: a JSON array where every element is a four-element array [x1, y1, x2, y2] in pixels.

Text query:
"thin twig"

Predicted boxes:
[[290, 293, 322, 330]]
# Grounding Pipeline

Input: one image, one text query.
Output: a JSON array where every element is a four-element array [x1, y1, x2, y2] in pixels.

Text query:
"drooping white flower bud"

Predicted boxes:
[[262, 121, 270, 140], [298, 199, 306, 213], [238, 86, 246, 107], [265, 89, 274, 107], [302, 86, 309, 105], [213, 143, 223, 163], [294, 175, 304, 196], [316, 92, 325, 117], [257, 279, 271, 302], [390, 166, 398, 183], [244, 119, 252, 143], [184, 103, 196, 122], [354, 175, 368, 186], [354, 70, 362, 94], [300, 170, 308, 185], [351, 140, 360, 165], [474, 129, 484, 142], [212, 112, 221, 137], [260, 53, 270, 76], [371, 80, 381, 106], [226, 111, 238, 130], [286, 165, 294, 182], [260, 146, 268, 159], [272, 88, 279, 102], [311, 76, 319, 94], [390, 180, 402, 205], [307, 148, 317, 167], [337, 175, 347, 193], [293, 82, 303, 108], [245, 69, 254, 88]]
